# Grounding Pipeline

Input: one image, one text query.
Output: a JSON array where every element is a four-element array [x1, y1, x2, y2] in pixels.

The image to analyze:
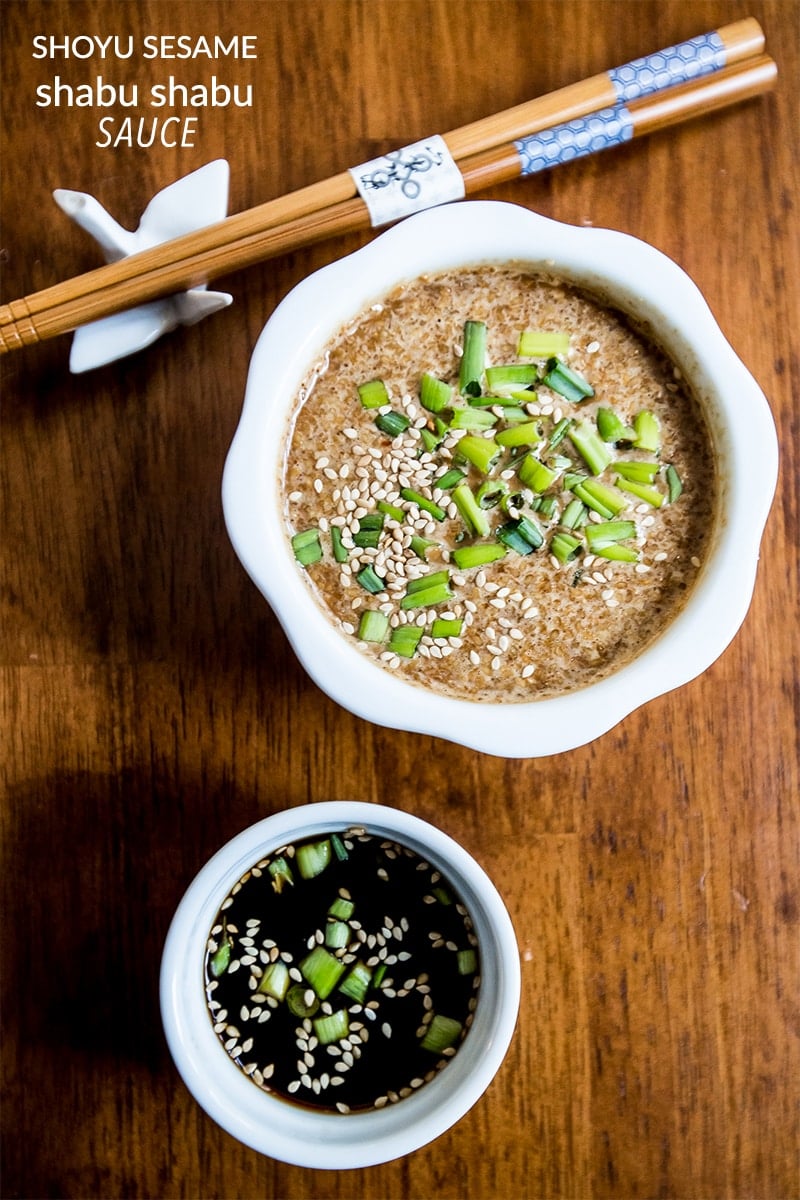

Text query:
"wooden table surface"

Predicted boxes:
[[2, 2, 798, 1197]]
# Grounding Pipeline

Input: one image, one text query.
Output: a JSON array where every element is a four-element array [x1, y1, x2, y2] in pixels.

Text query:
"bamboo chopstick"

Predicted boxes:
[[0, 24, 772, 354]]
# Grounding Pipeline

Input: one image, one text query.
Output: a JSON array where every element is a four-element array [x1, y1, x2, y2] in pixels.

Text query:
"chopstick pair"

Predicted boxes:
[[0, 20, 775, 354]]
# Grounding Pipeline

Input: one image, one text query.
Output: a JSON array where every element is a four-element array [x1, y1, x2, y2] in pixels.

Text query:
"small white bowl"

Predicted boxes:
[[160, 801, 520, 1169], [222, 201, 778, 757]]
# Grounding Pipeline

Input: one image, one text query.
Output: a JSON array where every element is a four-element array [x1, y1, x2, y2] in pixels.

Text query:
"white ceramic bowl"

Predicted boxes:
[[222, 201, 778, 757], [160, 801, 520, 1168]]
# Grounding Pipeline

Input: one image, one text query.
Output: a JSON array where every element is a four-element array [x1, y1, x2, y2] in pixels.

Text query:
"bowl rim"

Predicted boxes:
[[159, 800, 521, 1168], [222, 200, 778, 758]]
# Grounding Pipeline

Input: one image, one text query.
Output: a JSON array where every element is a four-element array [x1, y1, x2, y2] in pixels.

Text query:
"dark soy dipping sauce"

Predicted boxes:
[[204, 828, 481, 1113]]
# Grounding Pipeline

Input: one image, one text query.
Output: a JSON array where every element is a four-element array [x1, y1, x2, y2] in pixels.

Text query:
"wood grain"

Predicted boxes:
[[1, 2, 798, 1198]]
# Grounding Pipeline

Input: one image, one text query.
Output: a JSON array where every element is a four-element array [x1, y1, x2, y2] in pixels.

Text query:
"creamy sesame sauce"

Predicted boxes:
[[281, 266, 717, 701]]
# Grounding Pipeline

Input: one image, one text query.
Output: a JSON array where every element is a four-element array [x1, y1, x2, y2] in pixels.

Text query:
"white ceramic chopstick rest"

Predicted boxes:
[[53, 159, 233, 373]]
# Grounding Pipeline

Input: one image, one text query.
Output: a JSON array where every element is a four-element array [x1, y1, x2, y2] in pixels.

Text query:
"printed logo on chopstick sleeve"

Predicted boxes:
[[349, 134, 465, 227], [608, 31, 726, 104], [515, 107, 633, 177]]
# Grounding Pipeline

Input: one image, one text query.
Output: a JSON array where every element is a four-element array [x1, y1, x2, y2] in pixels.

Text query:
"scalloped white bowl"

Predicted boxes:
[[160, 801, 520, 1168], [222, 201, 778, 758]]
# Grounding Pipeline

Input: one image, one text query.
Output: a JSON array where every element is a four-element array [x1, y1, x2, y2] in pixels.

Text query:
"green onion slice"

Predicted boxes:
[[420, 1014, 463, 1053], [286, 984, 320, 1018], [375, 410, 411, 437], [313, 1009, 350, 1046], [357, 609, 390, 643], [257, 961, 290, 1001], [324, 920, 350, 949], [338, 962, 372, 1004], [568, 420, 614, 475], [299, 946, 346, 999], [296, 839, 332, 880], [452, 482, 491, 537], [451, 543, 507, 570], [543, 358, 594, 402], [357, 378, 390, 409], [268, 856, 294, 893], [388, 623, 425, 657], [454, 435, 500, 475], [291, 528, 323, 566], [459, 320, 488, 396], [430, 617, 464, 639], [420, 372, 452, 413], [517, 329, 570, 358]]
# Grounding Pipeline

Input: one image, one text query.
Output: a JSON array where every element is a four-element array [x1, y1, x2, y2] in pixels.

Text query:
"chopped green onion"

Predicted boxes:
[[518, 454, 560, 493], [476, 479, 509, 508], [356, 565, 386, 594], [299, 945, 346, 999], [485, 363, 538, 392], [353, 511, 386, 549], [633, 410, 661, 452], [405, 570, 450, 594], [515, 515, 545, 548], [433, 886, 452, 905], [517, 329, 570, 358], [459, 320, 487, 396], [400, 488, 447, 521], [357, 378, 390, 409], [596, 406, 636, 443], [331, 834, 349, 862], [430, 617, 464, 639], [372, 963, 388, 989], [209, 939, 231, 978], [560, 498, 588, 529], [420, 1014, 463, 1053], [537, 494, 560, 519], [325, 920, 350, 949], [543, 357, 594, 402], [449, 406, 498, 431], [357, 609, 389, 643], [548, 416, 573, 449], [495, 421, 542, 448], [375, 410, 411, 437], [388, 623, 424, 657], [665, 464, 683, 503], [400, 571, 454, 610], [550, 531, 583, 563], [420, 372, 452, 413], [451, 542, 507, 570], [338, 962, 372, 1004], [268, 856, 294, 893], [377, 499, 406, 523], [330, 525, 348, 563], [614, 460, 660, 482], [585, 519, 637, 550], [572, 478, 628, 518], [594, 542, 640, 562], [296, 839, 332, 880], [419, 427, 442, 454], [328, 896, 354, 920], [452, 482, 491, 537], [496, 522, 535, 555], [313, 1009, 350, 1045], [291, 528, 323, 566], [457, 948, 477, 975], [257, 961, 290, 1001], [409, 534, 438, 559], [454, 434, 500, 474], [435, 467, 466, 490], [469, 392, 527, 408], [615, 477, 664, 507], [568, 420, 614, 474], [286, 984, 319, 1018]]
